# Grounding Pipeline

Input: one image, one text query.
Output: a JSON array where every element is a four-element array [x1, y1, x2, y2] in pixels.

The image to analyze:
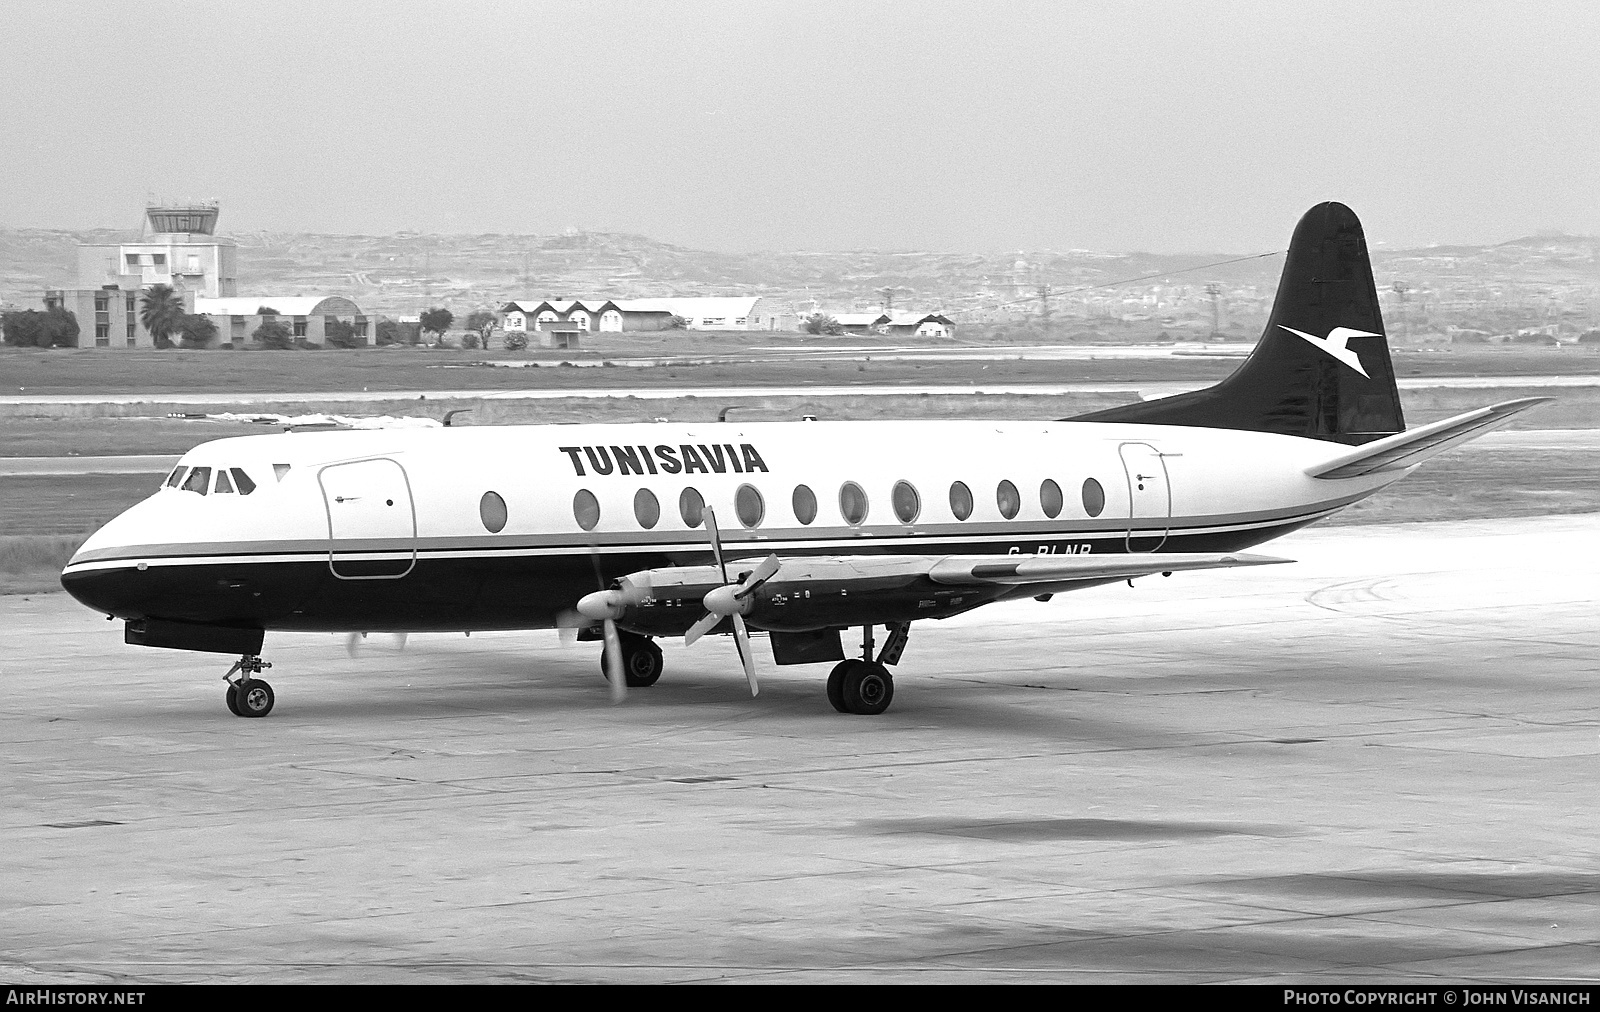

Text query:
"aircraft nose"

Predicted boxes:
[[60, 562, 147, 619]]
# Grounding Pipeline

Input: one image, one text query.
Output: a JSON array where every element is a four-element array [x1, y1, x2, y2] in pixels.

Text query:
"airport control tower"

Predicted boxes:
[[75, 202, 238, 299]]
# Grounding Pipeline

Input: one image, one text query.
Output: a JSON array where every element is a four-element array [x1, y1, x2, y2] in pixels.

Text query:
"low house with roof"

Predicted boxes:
[[883, 312, 956, 338], [499, 296, 796, 334], [832, 313, 891, 335], [195, 296, 371, 347]]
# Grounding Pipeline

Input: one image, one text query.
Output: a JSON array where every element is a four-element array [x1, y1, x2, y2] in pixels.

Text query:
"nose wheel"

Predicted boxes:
[[223, 654, 275, 718]]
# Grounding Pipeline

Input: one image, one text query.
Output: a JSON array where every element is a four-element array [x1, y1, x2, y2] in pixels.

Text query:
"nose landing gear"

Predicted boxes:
[[223, 654, 275, 718]]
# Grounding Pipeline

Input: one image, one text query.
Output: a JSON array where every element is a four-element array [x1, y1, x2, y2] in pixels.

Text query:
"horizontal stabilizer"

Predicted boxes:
[[928, 552, 1291, 586], [1308, 397, 1551, 479]]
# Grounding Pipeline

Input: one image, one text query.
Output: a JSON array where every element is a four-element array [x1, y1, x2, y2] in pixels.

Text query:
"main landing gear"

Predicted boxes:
[[223, 654, 275, 718], [827, 622, 910, 715], [601, 630, 664, 688]]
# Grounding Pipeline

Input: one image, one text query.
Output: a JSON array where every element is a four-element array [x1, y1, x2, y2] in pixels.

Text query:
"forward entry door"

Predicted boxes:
[[318, 458, 417, 579], [1119, 442, 1171, 553]]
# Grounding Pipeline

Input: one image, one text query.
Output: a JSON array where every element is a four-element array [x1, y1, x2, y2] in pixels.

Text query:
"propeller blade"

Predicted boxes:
[[685, 610, 722, 646], [703, 506, 727, 582], [734, 554, 781, 598], [393, 633, 407, 652], [345, 632, 365, 658], [602, 618, 626, 704], [732, 613, 759, 696]]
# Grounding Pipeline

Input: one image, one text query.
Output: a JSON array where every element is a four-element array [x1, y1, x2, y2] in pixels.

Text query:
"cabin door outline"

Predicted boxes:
[[318, 457, 418, 579], [1119, 442, 1171, 553]]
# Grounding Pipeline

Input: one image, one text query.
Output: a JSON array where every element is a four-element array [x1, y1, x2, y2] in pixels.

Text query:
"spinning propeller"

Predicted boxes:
[[683, 507, 780, 696], [571, 537, 650, 703]]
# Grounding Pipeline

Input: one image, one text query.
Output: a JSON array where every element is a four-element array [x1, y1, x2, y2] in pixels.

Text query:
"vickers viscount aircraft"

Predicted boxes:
[[61, 203, 1546, 717]]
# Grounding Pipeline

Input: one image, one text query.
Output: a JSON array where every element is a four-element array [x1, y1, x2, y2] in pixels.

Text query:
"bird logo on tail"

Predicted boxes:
[[1278, 325, 1381, 378]]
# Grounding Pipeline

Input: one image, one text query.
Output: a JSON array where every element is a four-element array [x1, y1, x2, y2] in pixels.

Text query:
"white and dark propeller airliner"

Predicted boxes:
[[61, 204, 1546, 717]]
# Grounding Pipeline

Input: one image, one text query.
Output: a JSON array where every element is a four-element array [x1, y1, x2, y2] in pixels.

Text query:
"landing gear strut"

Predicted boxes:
[[223, 654, 275, 718], [827, 623, 909, 715], [601, 631, 664, 688]]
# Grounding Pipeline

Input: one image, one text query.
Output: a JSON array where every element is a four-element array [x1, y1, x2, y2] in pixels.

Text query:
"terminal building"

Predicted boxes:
[[43, 203, 370, 348]]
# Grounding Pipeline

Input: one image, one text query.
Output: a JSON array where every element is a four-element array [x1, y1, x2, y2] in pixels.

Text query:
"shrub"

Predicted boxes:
[[802, 312, 843, 336], [503, 332, 529, 351], [460, 332, 480, 350], [325, 318, 364, 349], [254, 320, 294, 349], [178, 314, 217, 349]]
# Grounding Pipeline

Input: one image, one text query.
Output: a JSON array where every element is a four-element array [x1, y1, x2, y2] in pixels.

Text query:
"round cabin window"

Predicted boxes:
[[633, 488, 661, 529], [997, 480, 1021, 520], [1039, 479, 1063, 519], [949, 481, 973, 521], [839, 482, 869, 526], [735, 484, 765, 528], [792, 484, 818, 525], [573, 489, 600, 531], [679, 487, 705, 528], [891, 480, 921, 524], [480, 491, 508, 533], [1082, 478, 1106, 517]]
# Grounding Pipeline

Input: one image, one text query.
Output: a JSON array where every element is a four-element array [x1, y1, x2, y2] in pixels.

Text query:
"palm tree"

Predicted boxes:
[[139, 284, 184, 348]]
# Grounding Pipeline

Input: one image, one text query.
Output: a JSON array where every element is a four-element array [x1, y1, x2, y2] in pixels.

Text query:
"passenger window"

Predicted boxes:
[[735, 484, 765, 528], [949, 481, 973, 521], [573, 489, 600, 531], [634, 488, 661, 529], [839, 482, 869, 525], [997, 480, 1021, 519], [891, 480, 920, 524], [230, 468, 257, 495], [792, 484, 818, 525], [679, 487, 705, 528], [181, 466, 212, 495], [165, 467, 186, 488], [1082, 478, 1106, 517], [480, 491, 508, 533], [214, 470, 235, 494], [1040, 479, 1063, 519]]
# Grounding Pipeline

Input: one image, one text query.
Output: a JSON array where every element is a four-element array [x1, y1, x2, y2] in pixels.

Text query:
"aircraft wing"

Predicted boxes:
[[1308, 396, 1551, 479], [927, 552, 1290, 586]]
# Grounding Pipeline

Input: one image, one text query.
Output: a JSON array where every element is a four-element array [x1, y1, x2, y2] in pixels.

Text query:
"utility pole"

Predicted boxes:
[[1037, 281, 1051, 332], [1392, 282, 1410, 343], [1205, 282, 1223, 339]]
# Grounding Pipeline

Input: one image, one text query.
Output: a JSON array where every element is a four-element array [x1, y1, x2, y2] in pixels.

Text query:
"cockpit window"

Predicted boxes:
[[214, 470, 235, 494], [165, 467, 186, 488], [230, 468, 257, 495], [181, 466, 212, 495], [273, 464, 291, 482]]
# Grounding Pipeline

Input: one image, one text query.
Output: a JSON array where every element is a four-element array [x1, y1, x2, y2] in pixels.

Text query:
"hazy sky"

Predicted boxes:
[[3, 0, 1597, 252]]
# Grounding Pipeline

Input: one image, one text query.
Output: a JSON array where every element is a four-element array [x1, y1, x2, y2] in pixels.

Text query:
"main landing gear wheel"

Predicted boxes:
[[827, 661, 853, 713], [602, 633, 664, 688], [225, 684, 242, 716], [233, 679, 275, 718], [829, 660, 894, 715]]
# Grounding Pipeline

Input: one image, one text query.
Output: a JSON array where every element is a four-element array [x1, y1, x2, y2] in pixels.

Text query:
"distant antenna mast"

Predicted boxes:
[[1205, 282, 1222, 337]]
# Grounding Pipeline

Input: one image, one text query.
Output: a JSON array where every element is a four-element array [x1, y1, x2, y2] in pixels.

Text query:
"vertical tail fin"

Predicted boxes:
[[1072, 202, 1405, 444]]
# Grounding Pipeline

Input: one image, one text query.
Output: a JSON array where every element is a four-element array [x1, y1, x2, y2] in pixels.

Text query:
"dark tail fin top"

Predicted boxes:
[[1073, 202, 1405, 444]]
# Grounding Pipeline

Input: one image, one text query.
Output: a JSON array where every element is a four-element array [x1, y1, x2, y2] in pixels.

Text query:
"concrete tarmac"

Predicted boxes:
[[2, 514, 1598, 983]]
